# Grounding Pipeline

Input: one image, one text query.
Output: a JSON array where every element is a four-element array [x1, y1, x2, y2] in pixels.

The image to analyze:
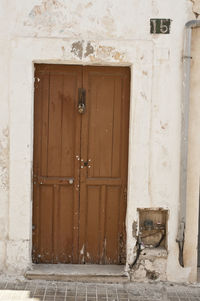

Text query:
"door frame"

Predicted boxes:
[[32, 64, 130, 264]]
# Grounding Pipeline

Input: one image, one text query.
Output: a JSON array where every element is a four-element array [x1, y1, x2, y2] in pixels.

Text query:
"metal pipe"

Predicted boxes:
[[177, 20, 200, 267]]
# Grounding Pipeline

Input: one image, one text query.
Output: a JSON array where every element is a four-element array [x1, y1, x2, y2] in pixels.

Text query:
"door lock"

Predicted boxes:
[[78, 103, 85, 114], [78, 88, 86, 114], [80, 160, 91, 168]]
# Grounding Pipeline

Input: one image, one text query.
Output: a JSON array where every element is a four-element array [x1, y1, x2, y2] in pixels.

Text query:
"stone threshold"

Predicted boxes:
[[25, 264, 129, 283]]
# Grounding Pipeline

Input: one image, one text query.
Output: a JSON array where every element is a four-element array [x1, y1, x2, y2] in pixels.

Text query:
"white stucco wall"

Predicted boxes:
[[184, 27, 200, 282], [0, 0, 199, 282]]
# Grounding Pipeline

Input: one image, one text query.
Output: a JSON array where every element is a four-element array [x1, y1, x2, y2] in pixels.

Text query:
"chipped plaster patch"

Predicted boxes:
[[191, 0, 200, 16], [0, 127, 9, 192], [97, 45, 115, 57], [85, 2, 93, 9], [71, 41, 83, 59], [130, 251, 167, 282], [29, 0, 65, 18], [95, 45, 126, 62], [132, 221, 137, 238], [140, 92, 148, 101], [134, 265, 147, 279], [102, 15, 115, 33], [112, 51, 125, 61], [61, 46, 65, 57], [84, 42, 94, 57], [152, 0, 159, 15], [85, 44, 126, 62], [29, 5, 42, 18], [26, 0, 76, 35]]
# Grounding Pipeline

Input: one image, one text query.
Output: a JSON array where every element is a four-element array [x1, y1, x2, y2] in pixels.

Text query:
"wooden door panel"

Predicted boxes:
[[61, 74, 78, 176], [87, 75, 115, 177], [34, 72, 49, 176], [33, 64, 82, 263], [87, 72, 123, 179], [79, 66, 130, 264], [111, 77, 123, 177], [47, 73, 63, 176], [47, 73, 78, 177]]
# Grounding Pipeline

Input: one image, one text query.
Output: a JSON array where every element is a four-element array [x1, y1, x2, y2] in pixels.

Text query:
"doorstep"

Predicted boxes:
[[25, 264, 129, 283]]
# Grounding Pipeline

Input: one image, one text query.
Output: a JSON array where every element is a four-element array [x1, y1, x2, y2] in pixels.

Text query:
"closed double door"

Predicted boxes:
[[32, 64, 130, 264]]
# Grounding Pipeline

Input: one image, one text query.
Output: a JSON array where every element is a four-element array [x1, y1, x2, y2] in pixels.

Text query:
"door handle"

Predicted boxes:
[[69, 178, 74, 184]]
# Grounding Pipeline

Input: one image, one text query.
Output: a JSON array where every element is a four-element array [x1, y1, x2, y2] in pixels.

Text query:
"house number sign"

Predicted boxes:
[[150, 19, 171, 34]]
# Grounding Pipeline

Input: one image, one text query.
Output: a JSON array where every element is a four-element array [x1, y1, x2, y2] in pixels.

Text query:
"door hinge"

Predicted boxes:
[[78, 88, 86, 114]]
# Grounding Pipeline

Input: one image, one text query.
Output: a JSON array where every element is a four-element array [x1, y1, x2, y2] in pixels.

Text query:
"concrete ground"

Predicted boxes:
[[0, 279, 200, 301]]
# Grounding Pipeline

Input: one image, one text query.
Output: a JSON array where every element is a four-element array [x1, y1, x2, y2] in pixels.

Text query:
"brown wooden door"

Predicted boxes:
[[33, 64, 82, 263], [33, 64, 130, 264]]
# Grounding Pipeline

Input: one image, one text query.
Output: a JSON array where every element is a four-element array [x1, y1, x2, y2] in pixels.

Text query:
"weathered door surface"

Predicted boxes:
[[33, 64, 130, 264]]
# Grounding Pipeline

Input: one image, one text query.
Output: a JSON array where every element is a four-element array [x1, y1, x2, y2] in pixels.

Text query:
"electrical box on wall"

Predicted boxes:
[[138, 208, 168, 249]]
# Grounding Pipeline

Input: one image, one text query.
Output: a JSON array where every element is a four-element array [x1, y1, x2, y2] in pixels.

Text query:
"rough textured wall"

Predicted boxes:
[[0, 0, 198, 282]]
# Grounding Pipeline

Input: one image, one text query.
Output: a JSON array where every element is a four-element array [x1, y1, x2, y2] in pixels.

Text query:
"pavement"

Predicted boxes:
[[0, 279, 200, 301]]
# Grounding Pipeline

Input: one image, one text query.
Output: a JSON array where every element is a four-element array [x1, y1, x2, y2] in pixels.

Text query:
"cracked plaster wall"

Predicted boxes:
[[0, 0, 198, 282]]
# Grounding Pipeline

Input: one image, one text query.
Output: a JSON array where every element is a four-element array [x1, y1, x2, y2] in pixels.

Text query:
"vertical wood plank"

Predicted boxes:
[[85, 186, 101, 263], [99, 185, 106, 263], [119, 68, 130, 263], [53, 184, 59, 263], [111, 77, 122, 177], [39, 185, 54, 263], [47, 73, 63, 176], [105, 186, 120, 263]]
